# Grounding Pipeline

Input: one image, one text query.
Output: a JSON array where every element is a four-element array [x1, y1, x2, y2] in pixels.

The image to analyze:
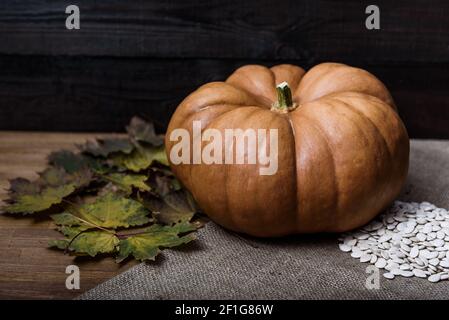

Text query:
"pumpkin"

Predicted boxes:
[[165, 63, 409, 237]]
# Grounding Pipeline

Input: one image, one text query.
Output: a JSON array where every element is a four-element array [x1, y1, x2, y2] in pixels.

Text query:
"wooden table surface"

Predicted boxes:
[[0, 131, 137, 299]]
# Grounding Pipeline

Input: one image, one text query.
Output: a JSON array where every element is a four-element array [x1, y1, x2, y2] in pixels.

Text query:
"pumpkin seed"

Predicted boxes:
[[428, 274, 441, 283], [338, 201, 449, 283], [375, 258, 387, 268], [429, 258, 440, 266], [391, 268, 402, 276], [360, 253, 371, 263], [440, 259, 449, 268], [383, 272, 395, 279], [399, 270, 414, 277], [416, 233, 427, 241], [410, 246, 419, 258], [413, 269, 427, 278], [339, 243, 352, 252]]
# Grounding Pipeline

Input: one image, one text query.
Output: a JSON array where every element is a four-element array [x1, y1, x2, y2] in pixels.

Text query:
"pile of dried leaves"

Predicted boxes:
[[1, 117, 205, 262]]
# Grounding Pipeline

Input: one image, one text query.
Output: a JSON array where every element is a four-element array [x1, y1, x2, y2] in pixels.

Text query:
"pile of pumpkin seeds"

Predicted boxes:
[[338, 201, 449, 283]]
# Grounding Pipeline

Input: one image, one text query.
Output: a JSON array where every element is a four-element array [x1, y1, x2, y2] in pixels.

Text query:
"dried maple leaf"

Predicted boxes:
[[141, 190, 196, 225], [4, 184, 76, 214], [150, 165, 176, 177], [81, 138, 134, 157], [4, 117, 206, 263], [110, 146, 168, 172], [48, 150, 89, 174], [40, 167, 73, 186], [51, 211, 196, 261], [147, 172, 182, 197], [51, 212, 85, 227], [8, 177, 40, 198], [38, 161, 92, 190], [49, 149, 109, 176], [49, 228, 119, 257], [116, 222, 196, 262], [105, 173, 150, 194], [58, 225, 90, 236], [126, 116, 164, 146], [75, 192, 151, 229], [3, 164, 92, 214]]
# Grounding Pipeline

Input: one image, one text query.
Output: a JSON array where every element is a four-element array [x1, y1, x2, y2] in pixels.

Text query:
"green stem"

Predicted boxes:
[[276, 82, 293, 109]]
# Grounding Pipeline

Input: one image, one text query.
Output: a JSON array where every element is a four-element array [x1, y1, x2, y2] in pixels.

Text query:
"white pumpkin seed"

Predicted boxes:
[[375, 258, 387, 269], [417, 218, 427, 225], [427, 232, 437, 241], [429, 258, 440, 266], [400, 270, 414, 277], [385, 261, 399, 271], [338, 201, 449, 283], [344, 237, 357, 247], [440, 259, 449, 268], [432, 239, 445, 247], [383, 272, 395, 279], [428, 274, 441, 283], [441, 273, 449, 280], [355, 233, 370, 240], [360, 253, 371, 263], [378, 234, 392, 243], [416, 233, 427, 242], [339, 243, 352, 252], [413, 269, 427, 278], [402, 238, 412, 245], [391, 268, 402, 276], [410, 246, 419, 258]]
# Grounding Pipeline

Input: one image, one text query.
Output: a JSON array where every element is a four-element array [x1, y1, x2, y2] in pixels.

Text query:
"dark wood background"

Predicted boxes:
[[0, 0, 448, 138]]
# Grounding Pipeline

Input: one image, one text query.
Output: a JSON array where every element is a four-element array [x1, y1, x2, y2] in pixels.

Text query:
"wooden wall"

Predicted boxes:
[[0, 0, 448, 138]]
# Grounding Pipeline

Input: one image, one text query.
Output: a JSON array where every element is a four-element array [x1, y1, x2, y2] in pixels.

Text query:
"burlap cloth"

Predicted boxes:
[[79, 140, 449, 299]]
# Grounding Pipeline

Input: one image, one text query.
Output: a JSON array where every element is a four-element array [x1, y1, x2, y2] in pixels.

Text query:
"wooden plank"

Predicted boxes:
[[0, 55, 448, 138], [0, 132, 137, 299], [0, 1, 448, 63]]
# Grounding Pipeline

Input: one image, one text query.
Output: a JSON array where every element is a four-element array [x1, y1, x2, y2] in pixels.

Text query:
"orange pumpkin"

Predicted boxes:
[[165, 63, 409, 237]]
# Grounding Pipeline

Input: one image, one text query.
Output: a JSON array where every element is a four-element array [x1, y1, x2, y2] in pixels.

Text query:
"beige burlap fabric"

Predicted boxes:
[[79, 140, 449, 299]]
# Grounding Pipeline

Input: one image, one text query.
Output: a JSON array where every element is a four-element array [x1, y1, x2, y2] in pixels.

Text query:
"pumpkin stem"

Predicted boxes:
[[276, 82, 293, 109]]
